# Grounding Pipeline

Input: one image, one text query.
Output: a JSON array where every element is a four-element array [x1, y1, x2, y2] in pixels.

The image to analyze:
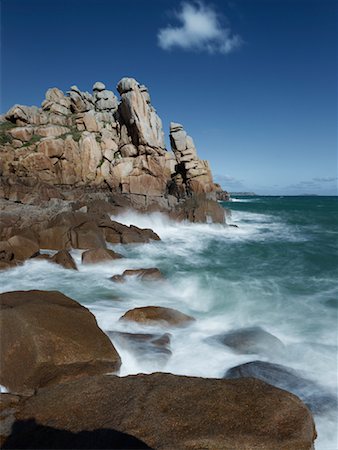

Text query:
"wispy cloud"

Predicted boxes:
[[284, 177, 338, 194], [214, 174, 246, 190], [313, 177, 338, 183], [158, 2, 242, 55]]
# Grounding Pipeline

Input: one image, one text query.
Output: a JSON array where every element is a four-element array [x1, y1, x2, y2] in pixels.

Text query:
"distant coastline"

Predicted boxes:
[[230, 192, 257, 196]]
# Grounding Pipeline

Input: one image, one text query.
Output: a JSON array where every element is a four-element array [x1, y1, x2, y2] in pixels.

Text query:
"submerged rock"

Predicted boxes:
[[111, 268, 164, 282], [120, 306, 195, 327], [224, 360, 337, 415], [7, 373, 316, 450], [109, 331, 171, 365], [0, 290, 121, 395], [209, 326, 285, 357]]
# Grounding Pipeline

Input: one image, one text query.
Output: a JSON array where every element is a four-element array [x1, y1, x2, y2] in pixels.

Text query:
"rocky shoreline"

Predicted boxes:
[[0, 77, 318, 448], [1, 289, 317, 449]]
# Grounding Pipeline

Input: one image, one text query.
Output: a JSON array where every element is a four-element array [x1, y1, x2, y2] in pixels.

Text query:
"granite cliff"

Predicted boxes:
[[0, 77, 223, 222]]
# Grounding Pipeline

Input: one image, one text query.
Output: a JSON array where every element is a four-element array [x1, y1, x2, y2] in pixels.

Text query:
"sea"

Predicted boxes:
[[1, 195, 337, 449]]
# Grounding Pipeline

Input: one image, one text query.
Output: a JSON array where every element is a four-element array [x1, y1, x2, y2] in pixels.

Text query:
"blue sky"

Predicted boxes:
[[1, 0, 337, 194]]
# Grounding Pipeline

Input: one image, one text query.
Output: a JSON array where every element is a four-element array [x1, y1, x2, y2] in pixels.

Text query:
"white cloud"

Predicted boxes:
[[158, 2, 242, 55]]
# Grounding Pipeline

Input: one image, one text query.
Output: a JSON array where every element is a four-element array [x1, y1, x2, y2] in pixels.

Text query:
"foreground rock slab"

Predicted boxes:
[[6, 373, 316, 450], [120, 306, 195, 327], [0, 290, 121, 395]]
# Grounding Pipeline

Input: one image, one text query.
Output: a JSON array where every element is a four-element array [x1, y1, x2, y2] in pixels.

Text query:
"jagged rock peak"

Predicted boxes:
[[117, 77, 165, 151]]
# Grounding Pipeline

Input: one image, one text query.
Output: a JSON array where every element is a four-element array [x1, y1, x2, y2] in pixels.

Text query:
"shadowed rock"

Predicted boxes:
[[0, 290, 121, 395], [10, 373, 316, 450], [224, 360, 338, 415], [3, 419, 152, 449], [120, 306, 195, 327]]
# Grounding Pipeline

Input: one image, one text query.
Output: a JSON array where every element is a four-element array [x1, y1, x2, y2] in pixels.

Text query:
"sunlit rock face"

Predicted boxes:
[[0, 77, 223, 222]]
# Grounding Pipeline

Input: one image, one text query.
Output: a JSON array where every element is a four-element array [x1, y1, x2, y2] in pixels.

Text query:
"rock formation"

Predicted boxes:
[[0, 77, 225, 223]]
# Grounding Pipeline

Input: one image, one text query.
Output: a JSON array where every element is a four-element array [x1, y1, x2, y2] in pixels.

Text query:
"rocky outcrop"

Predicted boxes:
[[111, 268, 164, 282], [0, 290, 121, 395], [120, 306, 195, 327], [4, 373, 317, 450], [1, 77, 225, 223]]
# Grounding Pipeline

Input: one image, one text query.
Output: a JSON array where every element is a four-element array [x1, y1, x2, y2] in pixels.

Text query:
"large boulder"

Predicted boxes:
[[224, 360, 337, 415], [0, 290, 121, 394], [38, 212, 107, 250], [100, 219, 160, 244], [120, 306, 195, 327], [7, 235, 39, 261], [7, 373, 316, 450], [50, 250, 77, 270]]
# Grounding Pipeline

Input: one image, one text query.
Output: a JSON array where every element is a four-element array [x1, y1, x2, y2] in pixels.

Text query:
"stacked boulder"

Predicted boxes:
[[170, 122, 215, 196]]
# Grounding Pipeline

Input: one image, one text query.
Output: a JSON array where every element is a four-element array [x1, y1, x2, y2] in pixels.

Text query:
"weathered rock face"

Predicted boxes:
[[6, 373, 317, 450], [0, 77, 224, 223], [0, 290, 121, 395], [117, 78, 165, 152], [170, 122, 216, 196]]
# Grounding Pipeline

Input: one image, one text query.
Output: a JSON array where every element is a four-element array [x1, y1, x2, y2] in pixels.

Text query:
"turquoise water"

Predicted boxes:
[[1, 196, 337, 448]]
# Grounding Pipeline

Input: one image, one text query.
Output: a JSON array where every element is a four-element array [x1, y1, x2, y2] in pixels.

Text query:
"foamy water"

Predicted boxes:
[[1, 197, 337, 449]]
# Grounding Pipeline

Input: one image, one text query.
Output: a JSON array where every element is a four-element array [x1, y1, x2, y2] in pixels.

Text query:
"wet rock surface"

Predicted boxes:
[[120, 306, 195, 327]]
